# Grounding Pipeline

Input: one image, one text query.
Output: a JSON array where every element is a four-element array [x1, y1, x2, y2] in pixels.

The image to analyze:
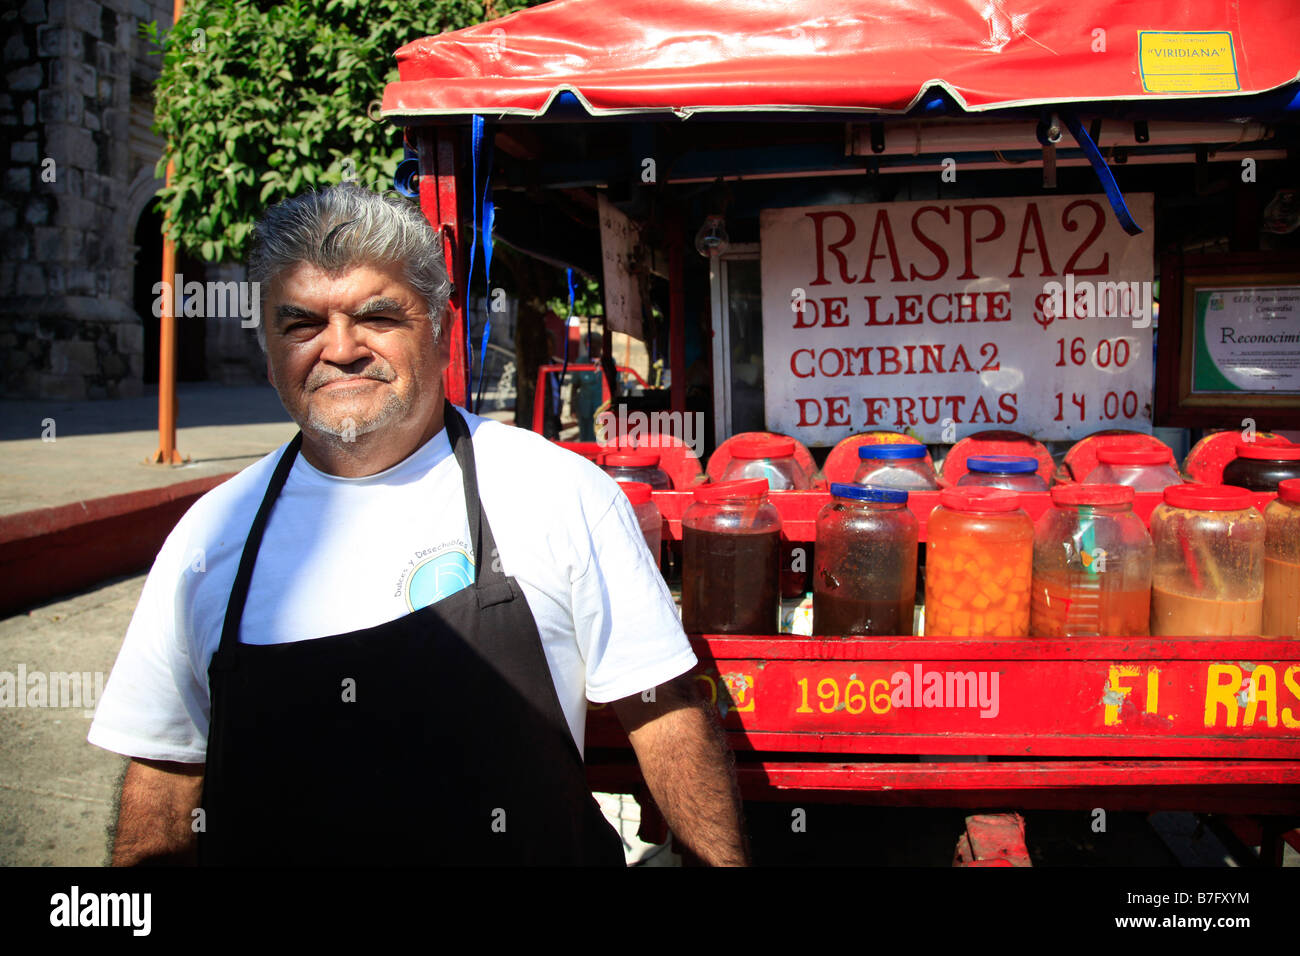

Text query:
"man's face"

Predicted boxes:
[[264, 261, 449, 443]]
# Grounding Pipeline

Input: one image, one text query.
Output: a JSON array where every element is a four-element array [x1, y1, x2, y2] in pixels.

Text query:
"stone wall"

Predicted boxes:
[[1, 0, 173, 399]]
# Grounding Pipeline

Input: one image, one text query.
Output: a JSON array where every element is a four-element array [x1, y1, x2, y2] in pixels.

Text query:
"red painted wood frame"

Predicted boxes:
[[586, 488, 1300, 813], [418, 127, 469, 406]]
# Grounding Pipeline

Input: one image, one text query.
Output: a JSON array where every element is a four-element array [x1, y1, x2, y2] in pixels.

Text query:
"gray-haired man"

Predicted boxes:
[[89, 184, 747, 866]]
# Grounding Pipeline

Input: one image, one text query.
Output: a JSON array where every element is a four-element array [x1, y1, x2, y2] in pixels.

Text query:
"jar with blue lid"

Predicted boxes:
[[957, 455, 1048, 492], [814, 483, 918, 636], [853, 443, 940, 491]]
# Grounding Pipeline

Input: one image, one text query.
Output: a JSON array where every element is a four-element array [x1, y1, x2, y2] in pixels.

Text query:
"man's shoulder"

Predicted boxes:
[[457, 409, 622, 514], [461, 410, 603, 475], [170, 443, 289, 541]]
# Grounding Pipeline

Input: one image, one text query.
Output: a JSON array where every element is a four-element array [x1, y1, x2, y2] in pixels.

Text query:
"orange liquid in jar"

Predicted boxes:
[[1263, 556, 1300, 637], [926, 531, 1031, 636], [1030, 574, 1150, 637], [1150, 586, 1262, 636]]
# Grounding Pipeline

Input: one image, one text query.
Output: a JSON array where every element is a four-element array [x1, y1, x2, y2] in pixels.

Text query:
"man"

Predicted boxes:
[[88, 184, 747, 866]]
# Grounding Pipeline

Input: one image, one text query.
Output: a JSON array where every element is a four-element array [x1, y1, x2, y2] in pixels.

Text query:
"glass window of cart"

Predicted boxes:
[[709, 244, 764, 441]]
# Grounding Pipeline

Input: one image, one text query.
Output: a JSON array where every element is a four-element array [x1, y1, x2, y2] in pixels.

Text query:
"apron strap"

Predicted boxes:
[[442, 400, 508, 592], [214, 431, 303, 670]]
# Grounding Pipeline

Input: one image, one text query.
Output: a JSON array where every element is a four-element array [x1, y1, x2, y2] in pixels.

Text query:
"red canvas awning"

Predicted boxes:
[[381, 0, 1300, 120]]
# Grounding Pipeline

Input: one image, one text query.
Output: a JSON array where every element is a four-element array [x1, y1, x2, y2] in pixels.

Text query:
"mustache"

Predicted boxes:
[[306, 363, 395, 391]]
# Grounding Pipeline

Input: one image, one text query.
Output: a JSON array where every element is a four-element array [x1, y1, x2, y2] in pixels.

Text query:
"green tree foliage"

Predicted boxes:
[[546, 272, 604, 320], [143, 0, 544, 261]]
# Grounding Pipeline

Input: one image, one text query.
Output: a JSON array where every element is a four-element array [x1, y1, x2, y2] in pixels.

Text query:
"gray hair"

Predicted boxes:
[[248, 184, 453, 351]]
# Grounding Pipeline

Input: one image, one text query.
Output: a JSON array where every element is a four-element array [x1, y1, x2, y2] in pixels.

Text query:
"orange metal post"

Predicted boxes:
[[150, 0, 186, 465]]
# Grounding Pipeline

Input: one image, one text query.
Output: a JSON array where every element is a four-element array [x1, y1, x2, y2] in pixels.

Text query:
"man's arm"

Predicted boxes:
[[610, 673, 749, 866], [110, 758, 205, 866]]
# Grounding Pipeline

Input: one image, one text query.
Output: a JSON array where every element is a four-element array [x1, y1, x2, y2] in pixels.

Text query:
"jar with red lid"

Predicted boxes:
[[956, 456, 1048, 492], [620, 482, 663, 570], [720, 435, 813, 598], [1149, 484, 1264, 636], [925, 488, 1034, 637], [718, 436, 812, 490], [1030, 484, 1153, 637], [814, 484, 918, 636], [853, 444, 940, 491], [1085, 448, 1182, 492], [681, 478, 782, 634], [1263, 477, 1300, 637], [603, 451, 673, 490], [1222, 441, 1300, 492]]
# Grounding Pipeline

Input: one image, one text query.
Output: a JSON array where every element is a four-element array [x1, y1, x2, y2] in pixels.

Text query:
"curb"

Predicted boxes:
[[0, 474, 235, 617]]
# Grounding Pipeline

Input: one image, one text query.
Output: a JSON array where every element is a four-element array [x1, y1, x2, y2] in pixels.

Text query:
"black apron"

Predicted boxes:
[[197, 402, 626, 866]]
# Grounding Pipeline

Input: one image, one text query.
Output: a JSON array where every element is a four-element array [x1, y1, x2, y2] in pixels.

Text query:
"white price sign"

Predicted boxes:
[[760, 194, 1155, 445]]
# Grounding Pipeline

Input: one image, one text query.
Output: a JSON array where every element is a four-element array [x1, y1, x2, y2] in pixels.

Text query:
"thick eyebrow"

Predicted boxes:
[[274, 303, 317, 324], [273, 296, 405, 326], [352, 296, 404, 318]]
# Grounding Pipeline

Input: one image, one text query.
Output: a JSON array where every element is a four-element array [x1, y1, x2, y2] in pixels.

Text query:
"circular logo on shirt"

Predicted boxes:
[[405, 549, 474, 611]]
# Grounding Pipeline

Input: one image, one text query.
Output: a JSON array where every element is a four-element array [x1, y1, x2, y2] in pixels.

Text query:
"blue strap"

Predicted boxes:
[[465, 115, 485, 411], [555, 268, 575, 413], [475, 132, 496, 411], [1061, 110, 1143, 236]]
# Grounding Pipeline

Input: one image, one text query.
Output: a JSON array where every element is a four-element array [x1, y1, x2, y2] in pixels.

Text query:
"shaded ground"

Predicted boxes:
[[0, 383, 297, 516]]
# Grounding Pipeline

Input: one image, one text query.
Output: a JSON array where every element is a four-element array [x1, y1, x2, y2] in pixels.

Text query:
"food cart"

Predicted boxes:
[[380, 0, 1300, 864]]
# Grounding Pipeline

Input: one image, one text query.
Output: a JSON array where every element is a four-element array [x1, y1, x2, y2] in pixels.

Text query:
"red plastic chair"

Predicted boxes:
[[822, 431, 932, 486], [940, 430, 1054, 488], [1060, 430, 1177, 483], [707, 432, 823, 488], [1183, 429, 1292, 485]]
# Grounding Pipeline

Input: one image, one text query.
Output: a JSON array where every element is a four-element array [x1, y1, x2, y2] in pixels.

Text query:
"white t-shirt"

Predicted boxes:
[[87, 407, 695, 763]]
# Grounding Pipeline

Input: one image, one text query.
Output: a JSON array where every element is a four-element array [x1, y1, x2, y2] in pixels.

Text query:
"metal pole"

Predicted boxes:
[[150, 0, 186, 465]]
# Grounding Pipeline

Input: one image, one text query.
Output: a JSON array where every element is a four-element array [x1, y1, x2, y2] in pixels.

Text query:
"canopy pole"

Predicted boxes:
[[150, 0, 186, 466]]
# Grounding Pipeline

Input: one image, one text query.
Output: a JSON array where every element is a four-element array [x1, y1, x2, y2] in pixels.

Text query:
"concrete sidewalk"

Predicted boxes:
[[0, 573, 141, 866], [0, 382, 298, 517], [0, 383, 300, 616]]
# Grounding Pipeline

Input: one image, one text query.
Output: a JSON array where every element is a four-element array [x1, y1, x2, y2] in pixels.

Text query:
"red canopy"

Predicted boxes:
[[382, 0, 1300, 119]]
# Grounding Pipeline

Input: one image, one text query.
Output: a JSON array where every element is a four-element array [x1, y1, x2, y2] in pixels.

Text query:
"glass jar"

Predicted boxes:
[[1263, 478, 1300, 637], [719, 436, 812, 490], [925, 488, 1034, 637], [814, 484, 918, 636], [1149, 484, 1264, 636], [721, 436, 812, 598], [1222, 441, 1300, 492], [1030, 484, 1153, 637], [602, 451, 672, 490], [1087, 448, 1182, 492], [681, 478, 782, 634], [957, 456, 1048, 492], [620, 481, 663, 570], [853, 444, 940, 491]]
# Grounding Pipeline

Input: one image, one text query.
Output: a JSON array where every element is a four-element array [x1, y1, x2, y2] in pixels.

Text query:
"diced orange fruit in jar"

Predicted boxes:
[[926, 528, 1031, 636]]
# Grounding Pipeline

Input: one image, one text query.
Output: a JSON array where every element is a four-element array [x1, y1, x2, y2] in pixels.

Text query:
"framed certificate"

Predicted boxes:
[[1156, 251, 1300, 427]]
